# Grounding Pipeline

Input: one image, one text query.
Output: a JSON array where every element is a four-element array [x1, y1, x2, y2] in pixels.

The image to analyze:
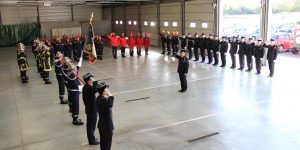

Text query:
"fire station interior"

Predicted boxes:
[[0, 0, 300, 150]]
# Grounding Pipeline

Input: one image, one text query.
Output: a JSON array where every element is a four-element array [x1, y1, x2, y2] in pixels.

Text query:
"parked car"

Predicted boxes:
[[271, 32, 291, 52]]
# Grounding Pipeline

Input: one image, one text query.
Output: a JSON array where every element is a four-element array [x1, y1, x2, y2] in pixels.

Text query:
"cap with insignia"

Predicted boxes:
[[82, 73, 94, 81], [96, 82, 109, 91]]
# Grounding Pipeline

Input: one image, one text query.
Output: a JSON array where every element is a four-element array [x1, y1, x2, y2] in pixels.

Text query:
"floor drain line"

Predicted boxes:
[[125, 97, 151, 102], [187, 132, 220, 143]]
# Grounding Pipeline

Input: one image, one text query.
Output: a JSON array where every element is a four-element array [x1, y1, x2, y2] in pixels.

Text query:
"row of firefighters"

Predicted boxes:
[[159, 32, 278, 78]]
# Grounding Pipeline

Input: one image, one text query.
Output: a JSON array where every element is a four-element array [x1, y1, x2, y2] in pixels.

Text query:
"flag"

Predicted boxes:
[[83, 23, 97, 64]]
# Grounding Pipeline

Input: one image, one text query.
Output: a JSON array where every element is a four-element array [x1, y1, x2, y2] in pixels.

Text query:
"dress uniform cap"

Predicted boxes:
[[180, 49, 188, 52], [258, 39, 262, 42], [270, 39, 275, 41], [82, 73, 94, 81], [241, 36, 245, 39], [96, 82, 109, 91]]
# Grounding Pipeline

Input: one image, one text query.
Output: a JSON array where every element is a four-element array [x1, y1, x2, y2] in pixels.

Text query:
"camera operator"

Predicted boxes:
[[96, 82, 114, 150]]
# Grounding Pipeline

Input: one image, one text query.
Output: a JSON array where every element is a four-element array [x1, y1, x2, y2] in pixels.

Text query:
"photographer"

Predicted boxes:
[[82, 73, 99, 145], [96, 82, 114, 150]]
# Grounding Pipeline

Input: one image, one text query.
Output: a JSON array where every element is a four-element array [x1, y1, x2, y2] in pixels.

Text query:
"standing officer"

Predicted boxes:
[[42, 45, 52, 84], [54, 51, 68, 104], [64, 38, 73, 58], [96, 82, 114, 150], [172, 32, 179, 56], [128, 32, 136, 57], [229, 36, 238, 69], [206, 34, 214, 64], [166, 32, 172, 55], [187, 33, 194, 60], [72, 37, 82, 61], [160, 31, 166, 54], [254, 40, 264, 75], [107, 32, 119, 59], [119, 33, 127, 58], [179, 34, 187, 49], [193, 33, 200, 61], [200, 33, 207, 63], [266, 39, 278, 78], [17, 43, 29, 83], [245, 38, 255, 72], [175, 49, 189, 93], [212, 35, 220, 66], [94, 35, 104, 60], [136, 33, 143, 56], [238, 37, 247, 70], [82, 73, 100, 145], [220, 36, 229, 67], [143, 33, 150, 55]]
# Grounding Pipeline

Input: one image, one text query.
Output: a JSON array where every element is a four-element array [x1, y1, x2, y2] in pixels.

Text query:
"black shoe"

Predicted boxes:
[[122, 55, 126, 58], [89, 141, 100, 145], [21, 80, 28, 83], [178, 90, 184, 93], [60, 100, 68, 104], [238, 68, 243, 70], [201, 61, 205, 63], [45, 80, 52, 84], [255, 72, 260, 75], [73, 118, 84, 125], [207, 62, 212, 64], [220, 65, 225, 67], [167, 53, 170, 55], [161, 52, 165, 54], [193, 59, 199, 61], [213, 64, 218, 66], [268, 75, 273, 78], [245, 70, 250, 72]]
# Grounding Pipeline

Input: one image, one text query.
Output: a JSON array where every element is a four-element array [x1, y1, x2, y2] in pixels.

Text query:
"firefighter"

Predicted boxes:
[[212, 35, 220, 66], [128, 32, 136, 57], [94, 35, 104, 60], [160, 31, 167, 54], [266, 39, 278, 78], [17, 43, 29, 83], [72, 37, 82, 61], [143, 33, 150, 55], [254, 40, 264, 75], [245, 38, 255, 72], [219, 36, 229, 67], [206, 34, 214, 64], [119, 33, 127, 57], [41, 45, 52, 84], [136, 33, 143, 56], [166, 32, 172, 55], [200, 33, 207, 63], [54, 51, 68, 104], [187, 33, 194, 60], [193, 33, 200, 61], [107, 32, 119, 59], [229, 36, 238, 69], [179, 34, 187, 49], [64, 38, 73, 59], [238, 37, 247, 70]]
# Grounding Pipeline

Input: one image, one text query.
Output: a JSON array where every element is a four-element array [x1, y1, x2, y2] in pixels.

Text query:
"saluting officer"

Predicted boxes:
[[175, 49, 189, 93], [254, 40, 264, 75], [212, 35, 220, 66], [82, 73, 100, 145], [17, 43, 29, 83], [187, 33, 194, 60], [245, 38, 255, 72], [229, 36, 238, 69], [238, 37, 247, 70], [206, 34, 214, 64], [96, 82, 115, 150], [119, 33, 127, 57], [220, 36, 229, 67], [266, 39, 278, 78]]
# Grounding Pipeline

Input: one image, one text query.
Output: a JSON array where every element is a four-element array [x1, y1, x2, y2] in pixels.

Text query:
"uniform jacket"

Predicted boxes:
[[175, 55, 189, 74], [54, 59, 63, 75], [212, 40, 220, 52], [187, 37, 194, 48], [200, 37, 207, 49], [193, 37, 201, 48], [136, 36, 143, 48], [206, 38, 214, 50], [238, 41, 247, 55], [160, 33, 166, 43], [143, 37, 150, 49], [229, 40, 238, 54], [82, 84, 98, 114], [128, 36, 136, 49], [107, 34, 119, 47], [267, 45, 278, 60], [119, 37, 127, 48], [17, 52, 29, 71], [220, 41, 229, 53], [97, 95, 114, 131], [43, 51, 52, 71], [179, 37, 187, 48], [245, 42, 255, 57], [254, 44, 264, 59]]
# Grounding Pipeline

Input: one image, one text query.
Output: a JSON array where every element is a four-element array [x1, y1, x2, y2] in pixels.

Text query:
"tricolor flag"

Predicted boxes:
[[83, 13, 97, 64]]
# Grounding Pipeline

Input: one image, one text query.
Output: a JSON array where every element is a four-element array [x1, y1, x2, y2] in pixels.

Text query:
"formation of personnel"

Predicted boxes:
[[160, 31, 279, 78]]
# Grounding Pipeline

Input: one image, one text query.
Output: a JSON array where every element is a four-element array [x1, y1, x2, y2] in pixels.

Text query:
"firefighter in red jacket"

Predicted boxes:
[[128, 32, 136, 56], [136, 33, 143, 56], [107, 32, 119, 59], [119, 33, 127, 58], [143, 33, 150, 55]]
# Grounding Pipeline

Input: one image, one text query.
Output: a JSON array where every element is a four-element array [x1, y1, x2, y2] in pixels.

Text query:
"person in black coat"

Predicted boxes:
[[82, 73, 100, 145], [206, 34, 214, 64], [266, 39, 279, 78], [160, 31, 167, 54], [200, 33, 207, 63], [219, 36, 229, 67], [96, 82, 114, 150], [175, 49, 189, 93], [179, 34, 187, 49], [187, 33, 194, 60], [238, 37, 247, 70], [193, 33, 200, 61], [166, 33, 172, 55], [54, 51, 68, 104], [245, 38, 255, 72], [212, 35, 220, 66], [254, 40, 264, 75], [229, 36, 238, 69]]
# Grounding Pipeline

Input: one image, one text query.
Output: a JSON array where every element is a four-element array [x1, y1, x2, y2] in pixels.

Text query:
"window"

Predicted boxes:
[[173, 22, 178, 27], [128, 21, 132, 25], [115, 21, 119, 25], [144, 21, 148, 26], [164, 22, 169, 27], [150, 21, 155, 26], [120, 21, 123, 24], [190, 22, 196, 28], [202, 22, 208, 28], [133, 21, 137, 25]]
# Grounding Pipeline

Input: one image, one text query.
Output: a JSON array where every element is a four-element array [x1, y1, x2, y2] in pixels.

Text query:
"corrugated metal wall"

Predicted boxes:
[[114, 6, 125, 35], [0, 6, 38, 25], [126, 5, 139, 34], [160, 2, 181, 34], [141, 4, 158, 46], [185, 0, 214, 35], [73, 6, 102, 21], [102, 7, 112, 20], [39, 6, 72, 22]]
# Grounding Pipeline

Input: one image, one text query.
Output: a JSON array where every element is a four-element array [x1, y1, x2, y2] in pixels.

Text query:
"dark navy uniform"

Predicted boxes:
[[206, 36, 214, 64], [200, 35, 207, 63], [160, 33, 166, 54], [187, 36, 194, 60], [175, 50, 189, 92], [95, 38, 104, 60], [54, 57, 67, 104], [245, 41, 255, 72], [266, 44, 278, 77], [193, 36, 201, 61], [238, 39, 247, 70], [220, 38, 229, 67], [229, 38, 238, 68], [212, 37, 220, 65], [166, 35, 172, 55], [72, 41, 82, 61], [17, 51, 29, 83], [179, 36, 187, 49], [254, 42, 264, 74], [64, 42, 73, 58], [171, 35, 179, 56]]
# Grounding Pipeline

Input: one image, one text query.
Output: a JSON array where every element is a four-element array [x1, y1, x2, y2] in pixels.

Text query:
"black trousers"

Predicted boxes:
[[111, 46, 117, 58], [213, 51, 219, 65], [179, 73, 187, 91], [246, 56, 253, 71], [44, 71, 50, 80], [96, 47, 103, 60], [200, 48, 206, 62], [194, 47, 199, 60], [188, 46, 193, 59], [56, 75, 65, 98], [20, 71, 26, 79], [99, 129, 113, 150], [255, 58, 262, 73], [70, 91, 80, 116], [77, 49, 82, 60], [86, 113, 97, 144], [239, 54, 245, 69], [173, 45, 178, 55], [220, 53, 226, 67], [162, 42, 166, 52], [167, 44, 171, 54], [230, 53, 236, 68], [268, 60, 275, 76], [207, 49, 213, 63], [121, 47, 126, 56]]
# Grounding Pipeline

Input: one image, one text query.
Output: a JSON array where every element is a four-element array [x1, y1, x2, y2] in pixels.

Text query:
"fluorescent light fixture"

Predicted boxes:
[[133, 21, 137, 25], [202, 22, 208, 28], [144, 21, 148, 26], [190, 22, 196, 28], [150, 21, 155, 26], [173, 22, 177, 27], [120, 21, 123, 24], [128, 21, 132, 25], [115, 21, 119, 24], [164, 22, 169, 27]]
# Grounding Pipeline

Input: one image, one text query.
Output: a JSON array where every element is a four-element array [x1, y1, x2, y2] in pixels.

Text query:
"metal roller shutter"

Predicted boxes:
[[0, 6, 38, 25]]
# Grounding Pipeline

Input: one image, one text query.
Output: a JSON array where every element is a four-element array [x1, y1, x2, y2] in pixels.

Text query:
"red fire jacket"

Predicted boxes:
[[128, 36, 136, 50], [136, 36, 143, 49], [119, 37, 127, 48], [143, 37, 150, 49], [107, 34, 119, 47]]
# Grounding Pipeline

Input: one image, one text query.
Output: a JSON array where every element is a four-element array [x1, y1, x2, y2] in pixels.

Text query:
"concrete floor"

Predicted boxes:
[[0, 46, 300, 150]]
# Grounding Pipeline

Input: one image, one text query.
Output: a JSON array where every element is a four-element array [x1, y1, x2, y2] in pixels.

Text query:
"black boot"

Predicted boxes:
[[21, 79, 28, 83], [146, 51, 149, 55], [73, 116, 84, 125], [45, 80, 52, 84], [59, 96, 68, 104]]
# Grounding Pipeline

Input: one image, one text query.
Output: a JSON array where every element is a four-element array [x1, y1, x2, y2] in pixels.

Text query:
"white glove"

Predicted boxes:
[[184, 73, 188, 76], [184, 47, 187, 49], [273, 60, 276, 63], [105, 89, 112, 96], [77, 57, 83, 68], [217, 52, 219, 54]]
